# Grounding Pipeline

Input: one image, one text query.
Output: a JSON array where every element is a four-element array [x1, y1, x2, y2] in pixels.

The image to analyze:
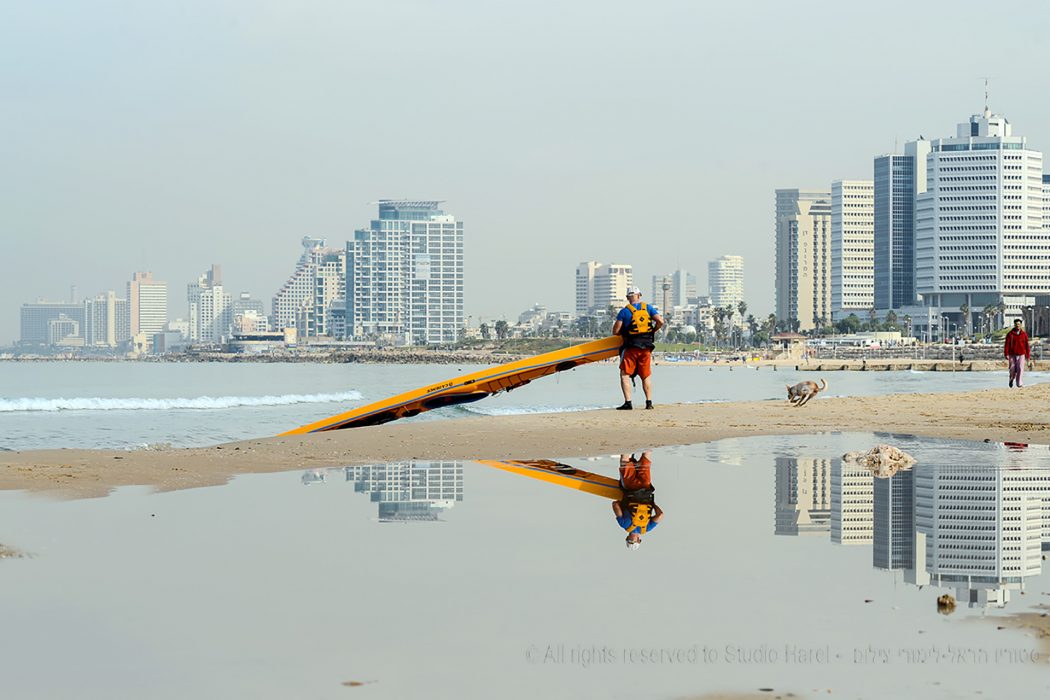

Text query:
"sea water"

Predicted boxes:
[[0, 360, 1042, 450]]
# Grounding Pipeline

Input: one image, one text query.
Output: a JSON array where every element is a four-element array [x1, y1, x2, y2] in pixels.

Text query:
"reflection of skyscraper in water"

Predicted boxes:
[[775, 457, 831, 535], [872, 468, 914, 571], [831, 460, 873, 545], [915, 464, 1043, 607], [345, 462, 464, 522]]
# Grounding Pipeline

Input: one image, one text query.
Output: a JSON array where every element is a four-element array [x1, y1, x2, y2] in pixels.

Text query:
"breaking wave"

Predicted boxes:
[[0, 391, 363, 413]]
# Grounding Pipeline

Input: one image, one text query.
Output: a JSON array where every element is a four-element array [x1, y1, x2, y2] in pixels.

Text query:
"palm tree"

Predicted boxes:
[[996, 299, 1007, 330], [766, 313, 777, 336], [712, 306, 727, 346], [494, 319, 509, 340], [959, 302, 970, 337], [480, 322, 490, 340], [902, 314, 912, 338]]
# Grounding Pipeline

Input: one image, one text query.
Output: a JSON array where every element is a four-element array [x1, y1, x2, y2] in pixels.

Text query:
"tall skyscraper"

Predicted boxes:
[[915, 110, 1048, 326], [127, 272, 168, 348], [187, 265, 231, 344], [775, 189, 832, 331], [346, 200, 464, 345], [83, 291, 130, 347], [873, 468, 915, 571], [774, 456, 831, 536], [574, 261, 633, 315], [873, 139, 930, 311], [708, 255, 744, 311], [831, 459, 874, 545], [830, 180, 874, 318], [272, 238, 345, 337]]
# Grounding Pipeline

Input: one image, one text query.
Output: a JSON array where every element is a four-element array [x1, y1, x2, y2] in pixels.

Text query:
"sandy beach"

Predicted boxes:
[[3, 383, 1049, 499]]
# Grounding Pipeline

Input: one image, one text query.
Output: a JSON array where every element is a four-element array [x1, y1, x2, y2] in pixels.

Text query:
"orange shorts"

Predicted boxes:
[[620, 455, 652, 490], [619, 347, 652, 379]]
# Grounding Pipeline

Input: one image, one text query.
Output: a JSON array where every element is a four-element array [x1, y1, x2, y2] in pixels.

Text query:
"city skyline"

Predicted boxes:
[[4, 3, 1050, 344]]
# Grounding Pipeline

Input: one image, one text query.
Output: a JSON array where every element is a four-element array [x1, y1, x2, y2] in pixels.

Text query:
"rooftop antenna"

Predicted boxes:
[[980, 76, 992, 114]]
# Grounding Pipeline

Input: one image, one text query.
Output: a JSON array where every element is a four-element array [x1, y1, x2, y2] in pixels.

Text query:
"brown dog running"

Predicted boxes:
[[786, 378, 826, 407]]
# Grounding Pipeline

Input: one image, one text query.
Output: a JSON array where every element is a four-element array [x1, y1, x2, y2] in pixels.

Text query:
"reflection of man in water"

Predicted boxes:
[[613, 452, 663, 550]]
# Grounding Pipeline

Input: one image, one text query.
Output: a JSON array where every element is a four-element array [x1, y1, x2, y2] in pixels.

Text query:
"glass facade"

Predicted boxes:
[[873, 155, 915, 310], [872, 469, 914, 571]]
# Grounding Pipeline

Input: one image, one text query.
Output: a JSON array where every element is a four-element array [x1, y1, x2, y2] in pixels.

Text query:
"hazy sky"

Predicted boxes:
[[3, 0, 1049, 344]]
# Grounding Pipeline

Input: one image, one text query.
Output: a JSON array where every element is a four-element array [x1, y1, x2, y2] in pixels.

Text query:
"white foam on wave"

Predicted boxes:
[[0, 391, 363, 413]]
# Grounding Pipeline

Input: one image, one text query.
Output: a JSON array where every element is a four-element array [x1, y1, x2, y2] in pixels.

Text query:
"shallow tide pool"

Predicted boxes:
[[2, 433, 1049, 699]]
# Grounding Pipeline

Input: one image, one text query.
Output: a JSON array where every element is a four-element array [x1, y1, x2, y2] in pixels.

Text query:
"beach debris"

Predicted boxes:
[[842, 445, 916, 478], [937, 594, 956, 615], [342, 680, 377, 688], [0, 544, 28, 559]]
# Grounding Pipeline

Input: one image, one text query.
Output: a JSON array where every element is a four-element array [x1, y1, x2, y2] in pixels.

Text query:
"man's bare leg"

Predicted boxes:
[[620, 373, 632, 402], [641, 376, 653, 401]]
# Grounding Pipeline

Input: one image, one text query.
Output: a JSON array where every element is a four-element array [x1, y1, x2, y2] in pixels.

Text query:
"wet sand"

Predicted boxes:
[[2, 383, 1049, 499]]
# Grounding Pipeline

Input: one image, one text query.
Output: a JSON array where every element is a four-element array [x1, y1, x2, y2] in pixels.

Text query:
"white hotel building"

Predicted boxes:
[[576, 261, 634, 316], [914, 463, 1043, 607], [708, 255, 744, 312], [830, 180, 874, 319], [915, 110, 1048, 333]]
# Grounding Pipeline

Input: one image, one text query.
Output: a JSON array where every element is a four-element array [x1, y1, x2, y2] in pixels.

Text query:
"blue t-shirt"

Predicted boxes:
[[616, 302, 659, 325], [616, 515, 659, 534]]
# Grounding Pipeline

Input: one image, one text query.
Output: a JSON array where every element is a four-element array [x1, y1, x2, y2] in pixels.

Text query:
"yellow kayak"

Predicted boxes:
[[280, 335, 623, 434], [476, 459, 623, 500]]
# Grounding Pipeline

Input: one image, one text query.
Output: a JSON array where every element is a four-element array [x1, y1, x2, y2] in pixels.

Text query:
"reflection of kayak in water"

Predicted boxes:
[[280, 336, 623, 434], [476, 459, 623, 500]]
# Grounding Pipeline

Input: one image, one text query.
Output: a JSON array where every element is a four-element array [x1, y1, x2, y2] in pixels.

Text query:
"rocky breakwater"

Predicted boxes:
[[177, 348, 530, 365]]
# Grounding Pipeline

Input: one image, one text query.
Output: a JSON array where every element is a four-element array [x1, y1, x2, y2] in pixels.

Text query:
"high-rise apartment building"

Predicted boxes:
[[831, 459, 874, 545], [915, 110, 1048, 327], [346, 200, 464, 345], [873, 139, 930, 311], [344, 461, 463, 521], [775, 189, 832, 331], [830, 180, 874, 318], [187, 265, 231, 344], [83, 291, 130, 347], [575, 262, 634, 316], [774, 456, 831, 536], [127, 272, 168, 349], [708, 255, 744, 312], [272, 238, 345, 337]]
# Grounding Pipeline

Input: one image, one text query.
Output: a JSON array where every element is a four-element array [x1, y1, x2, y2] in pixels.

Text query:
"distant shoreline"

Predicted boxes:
[[0, 349, 1040, 371]]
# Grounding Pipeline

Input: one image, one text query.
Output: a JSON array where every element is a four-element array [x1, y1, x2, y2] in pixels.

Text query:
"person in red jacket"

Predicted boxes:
[[1004, 318, 1031, 388]]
